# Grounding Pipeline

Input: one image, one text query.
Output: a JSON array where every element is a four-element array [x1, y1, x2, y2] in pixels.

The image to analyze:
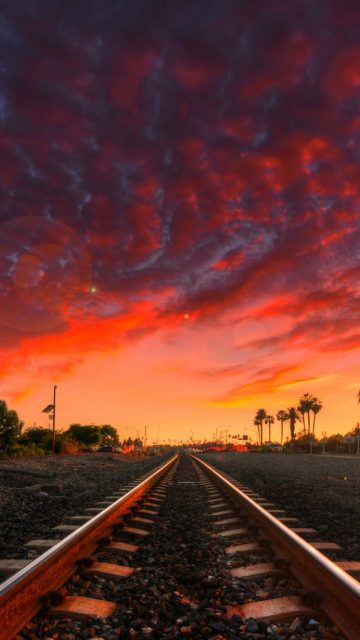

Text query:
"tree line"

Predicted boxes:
[[0, 399, 141, 456], [254, 392, 323, 444]]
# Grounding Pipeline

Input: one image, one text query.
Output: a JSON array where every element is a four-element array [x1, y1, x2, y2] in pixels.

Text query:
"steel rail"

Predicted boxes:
[[0, 454, 178, 640], [192, 454, 360, 640]]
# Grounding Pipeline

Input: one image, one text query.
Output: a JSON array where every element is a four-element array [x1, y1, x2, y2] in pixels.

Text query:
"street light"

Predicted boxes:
[[42, 385, 57, 454]]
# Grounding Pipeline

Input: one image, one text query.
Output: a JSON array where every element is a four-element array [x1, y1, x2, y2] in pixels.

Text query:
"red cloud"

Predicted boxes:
[[324, 48, 360, 101]]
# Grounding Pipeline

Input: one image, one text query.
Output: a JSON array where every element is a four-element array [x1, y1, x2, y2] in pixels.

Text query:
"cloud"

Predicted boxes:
[[0, 0, 359, 407], [211, 366, 299, 406]]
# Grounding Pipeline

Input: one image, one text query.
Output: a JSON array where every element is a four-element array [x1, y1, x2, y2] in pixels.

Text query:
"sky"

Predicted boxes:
[[0, 0, 359, 443]]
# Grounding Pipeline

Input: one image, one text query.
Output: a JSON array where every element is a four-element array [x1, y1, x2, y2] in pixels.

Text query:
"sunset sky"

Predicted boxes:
[[0, 1, 359, 443]]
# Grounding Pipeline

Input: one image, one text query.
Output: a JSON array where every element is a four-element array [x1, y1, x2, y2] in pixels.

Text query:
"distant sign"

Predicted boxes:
[[242, 435, 248, 440], [342, 436, 356, 444]]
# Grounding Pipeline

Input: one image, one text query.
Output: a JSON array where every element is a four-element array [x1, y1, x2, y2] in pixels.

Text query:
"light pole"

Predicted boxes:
[[321, 431, 327, 455], [42, 384, 58, 454], [144, 425, 148, 450], [52, 385, 57, 453]]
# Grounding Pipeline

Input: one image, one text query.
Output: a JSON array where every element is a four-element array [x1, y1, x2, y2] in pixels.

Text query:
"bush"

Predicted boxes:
[[56, 436, 79, 454], [0, 443, 45, 458]]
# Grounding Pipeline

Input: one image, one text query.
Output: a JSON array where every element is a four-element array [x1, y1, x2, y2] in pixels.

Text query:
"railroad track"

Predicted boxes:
[[0, 453, 359, 639]]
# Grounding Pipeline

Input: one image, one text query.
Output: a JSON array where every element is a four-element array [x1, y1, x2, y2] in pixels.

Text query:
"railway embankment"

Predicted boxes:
[[203, 452, 360, 559], [0, 453, 167, 558]]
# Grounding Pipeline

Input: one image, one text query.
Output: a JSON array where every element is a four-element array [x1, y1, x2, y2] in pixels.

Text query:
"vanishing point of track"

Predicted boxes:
[[0, 453, 359, 639]]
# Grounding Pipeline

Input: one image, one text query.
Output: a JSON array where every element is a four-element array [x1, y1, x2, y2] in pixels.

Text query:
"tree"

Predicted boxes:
[[311, 399, 322, 436], [357, 390, 360, 404], [100, 425, 119, 447], [133, 437, 143, 448], [276, 410, 287, 444], [255, 409, 267, 444], [347, 423, 360, 455], [0, 400, 23, 452], [253, 418, 261, 444], [21, 427, 53, 450], [298, 393, 315, 434], [297, 393, 311, 433], [295, 432, 319, 453], [65, 424, 101, 448], [326, 433, 343, 453], [285, 407, 301, 440], [264, 414, 274, 442]]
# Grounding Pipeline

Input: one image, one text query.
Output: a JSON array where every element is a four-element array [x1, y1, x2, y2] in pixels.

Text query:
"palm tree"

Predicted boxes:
[[297, 402, 306, 432], [298, 393, 315, 434], [255, 409, 267, 445], [276, 410, 287, 444], [285, 407, 301, 440], [253, 418, 261, 444], [264, 414, 274, 442], [311, 399, 322, 436]]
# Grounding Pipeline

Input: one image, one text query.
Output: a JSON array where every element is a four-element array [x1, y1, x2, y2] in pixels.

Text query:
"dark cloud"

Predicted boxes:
[[0, 0, 359, 348]]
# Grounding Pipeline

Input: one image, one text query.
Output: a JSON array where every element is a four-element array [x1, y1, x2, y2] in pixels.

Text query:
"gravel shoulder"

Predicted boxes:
[[202, 452, 360, 560], [0, 452, 168, 559]]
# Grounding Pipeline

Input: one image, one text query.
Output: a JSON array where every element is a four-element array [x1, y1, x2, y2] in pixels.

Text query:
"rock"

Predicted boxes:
[[289, 616, 303, 631], [179, 626, 192, 635], [34, 491, 49, 498], [245, 618, 259, 633]]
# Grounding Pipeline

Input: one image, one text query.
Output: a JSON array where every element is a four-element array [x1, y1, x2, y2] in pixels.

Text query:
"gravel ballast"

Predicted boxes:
[[202, 452, 360, 560], [0, 453, 168, 559], [18, 454, 342, 640]]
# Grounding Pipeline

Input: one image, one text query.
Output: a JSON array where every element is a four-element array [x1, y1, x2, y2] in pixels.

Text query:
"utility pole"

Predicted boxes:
[[321, 431, 327, 455], [42, 386, 57, 454], [144, 425, 148, 449], [52, 385, 57, 454]]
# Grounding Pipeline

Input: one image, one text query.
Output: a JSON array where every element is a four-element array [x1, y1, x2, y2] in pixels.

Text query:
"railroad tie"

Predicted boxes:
[[214, 527, 249, 538], [108, 541, 138, 553], [52, 524, 79, 534], [291, 527, 317, 536], [52, 596, 117, 621], [230, 562, 282, 580], [225, 542, 264, 555], [213, 517, 243, 527], [121, 526, 151, 536], [226, 596, 315, 622], [310, 541, 342, 552], [138, 508, 158, 515], [210, 510, 235, 517], [278, 517, 299, 524], [86, 562, 136, 578], [143, 502, 161, 510], [84, 507, 104, 514], [336, 561, 360, 576], [256, 502, 276, 508], [0, 558, 32, 576], [24, 539, 60, 552], [131, 516, 154, 525], [69, 515, 93, 524]]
